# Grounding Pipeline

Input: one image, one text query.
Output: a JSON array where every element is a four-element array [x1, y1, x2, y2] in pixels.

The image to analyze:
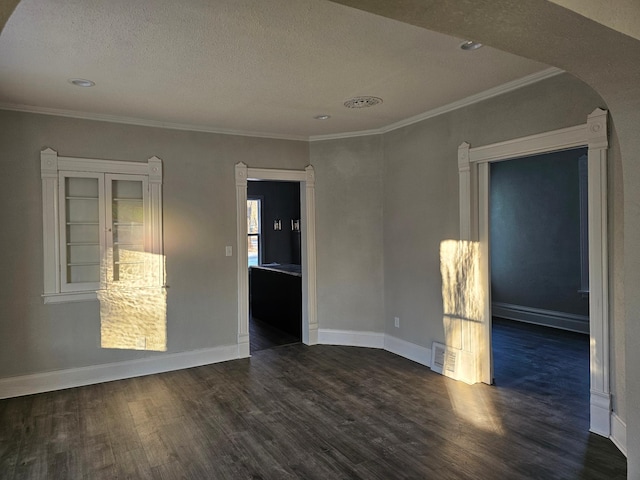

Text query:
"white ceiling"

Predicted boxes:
[[0, 0, 552, 140]]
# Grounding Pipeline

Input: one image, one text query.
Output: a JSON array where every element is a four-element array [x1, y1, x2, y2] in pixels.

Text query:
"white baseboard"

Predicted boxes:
[[0, 329, 426, 399], [492, 302, 589, 334], [610, 412, 627, 457], [0, 344, 240, 400], [384, 334, 431, 367], [317, 329, 385, 348], [318, 329, 431, 368]]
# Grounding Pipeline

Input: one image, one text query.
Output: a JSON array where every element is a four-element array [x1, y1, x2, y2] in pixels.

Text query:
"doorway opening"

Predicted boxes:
[[235, 163, 318, 359], [247, 181, 302, 352], [489, 149, 591, 428]]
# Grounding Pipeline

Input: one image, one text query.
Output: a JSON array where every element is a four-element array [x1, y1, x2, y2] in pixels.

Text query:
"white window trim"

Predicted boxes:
[[41, 148, 164, 304]]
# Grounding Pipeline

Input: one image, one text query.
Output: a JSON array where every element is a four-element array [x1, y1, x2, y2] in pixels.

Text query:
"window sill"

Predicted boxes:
[[43, 291, 98, 304], [43, 285, 168, 304]]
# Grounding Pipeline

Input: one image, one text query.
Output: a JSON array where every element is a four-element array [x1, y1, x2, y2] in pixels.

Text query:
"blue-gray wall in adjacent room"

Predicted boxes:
[[490, 148, 588, 317], [248, 180, 301, 265]]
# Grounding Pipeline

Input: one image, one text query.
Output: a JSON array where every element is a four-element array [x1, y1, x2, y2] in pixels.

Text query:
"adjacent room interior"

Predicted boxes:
[[248, 180, 303, 352], [489, 149, 590, 411]]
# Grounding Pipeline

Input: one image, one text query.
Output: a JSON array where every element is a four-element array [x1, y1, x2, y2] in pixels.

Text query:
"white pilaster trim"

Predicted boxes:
[[303, 165, 318, 345], [590, 390, 612, 437], [477, 161, 492, 384], [147, 156, 164, 285], [458, 142, 471, 240], [235, 163, 250, 355], [41, 148, 60, 295], [586, 108, 610, 436]]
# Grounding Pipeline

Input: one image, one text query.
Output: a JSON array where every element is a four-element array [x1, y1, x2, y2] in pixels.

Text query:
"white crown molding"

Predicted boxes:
[[0, 102, 309, 142], [0, 67, 563, 143], [309, 67, 564, 142]]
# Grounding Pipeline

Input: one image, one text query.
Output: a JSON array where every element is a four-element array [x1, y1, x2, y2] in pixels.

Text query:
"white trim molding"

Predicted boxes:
[[611, 413, 627, 457], [235, 164, 318, 351], [384, 335, 431, 367], [0, 330, 431, 399], [467, 124, 589, 164], [41, 148, 165, 304], [492, 302, 589, 334], [0, 344, 240, 400], [317, 329, 432, 368], [318, 329, 385, 348], [235, 163, 250, 358], [458, 109, 611, 438]]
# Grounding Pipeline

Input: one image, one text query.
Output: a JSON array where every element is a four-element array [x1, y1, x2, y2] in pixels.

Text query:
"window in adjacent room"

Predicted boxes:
[[41, 148, 164, 303], [247, 198, 262, 267]]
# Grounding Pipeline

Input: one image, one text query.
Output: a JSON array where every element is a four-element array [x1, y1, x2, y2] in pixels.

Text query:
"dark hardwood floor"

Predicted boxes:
[[0, 319, 626, 479], [249, 314, 300, 353]]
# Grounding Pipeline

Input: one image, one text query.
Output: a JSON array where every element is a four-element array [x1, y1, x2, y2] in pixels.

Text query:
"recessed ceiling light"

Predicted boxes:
[[343, 96, 383, 109], [68, 78, 95, 87], [314, 114, 331, 120], [460, 40, 483, 51]]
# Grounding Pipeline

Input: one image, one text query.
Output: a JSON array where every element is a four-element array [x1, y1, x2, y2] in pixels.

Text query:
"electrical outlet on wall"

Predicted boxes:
[[394, 317, 400, 328]]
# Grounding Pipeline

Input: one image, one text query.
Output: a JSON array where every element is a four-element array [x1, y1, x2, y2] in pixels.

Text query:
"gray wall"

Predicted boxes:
[[310, 135, 385, 333], [0, 110, 309, 377], [490, 149, 588, 316], [247, 181, 301, 265]]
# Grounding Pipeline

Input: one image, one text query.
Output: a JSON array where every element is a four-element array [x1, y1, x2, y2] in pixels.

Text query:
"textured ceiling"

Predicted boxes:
[[0, 0, 550, 139]]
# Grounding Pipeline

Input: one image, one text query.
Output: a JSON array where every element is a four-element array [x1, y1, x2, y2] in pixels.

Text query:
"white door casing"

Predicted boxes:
[[457, 108, 610, 436], [235, 163, 318, 358]]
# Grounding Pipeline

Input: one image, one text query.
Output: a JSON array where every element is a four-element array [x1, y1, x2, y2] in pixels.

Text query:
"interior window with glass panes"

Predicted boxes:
[[41, 149, 163, 303]]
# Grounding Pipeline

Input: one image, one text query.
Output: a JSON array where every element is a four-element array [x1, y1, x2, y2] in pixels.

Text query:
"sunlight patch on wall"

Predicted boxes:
[[98, 249, 167, 351], [439, 240, 486, 384], [440, 240, 484, 325]]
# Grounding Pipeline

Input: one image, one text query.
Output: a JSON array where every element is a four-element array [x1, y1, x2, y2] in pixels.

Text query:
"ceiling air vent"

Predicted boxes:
[[343, 96, 383, 109]]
